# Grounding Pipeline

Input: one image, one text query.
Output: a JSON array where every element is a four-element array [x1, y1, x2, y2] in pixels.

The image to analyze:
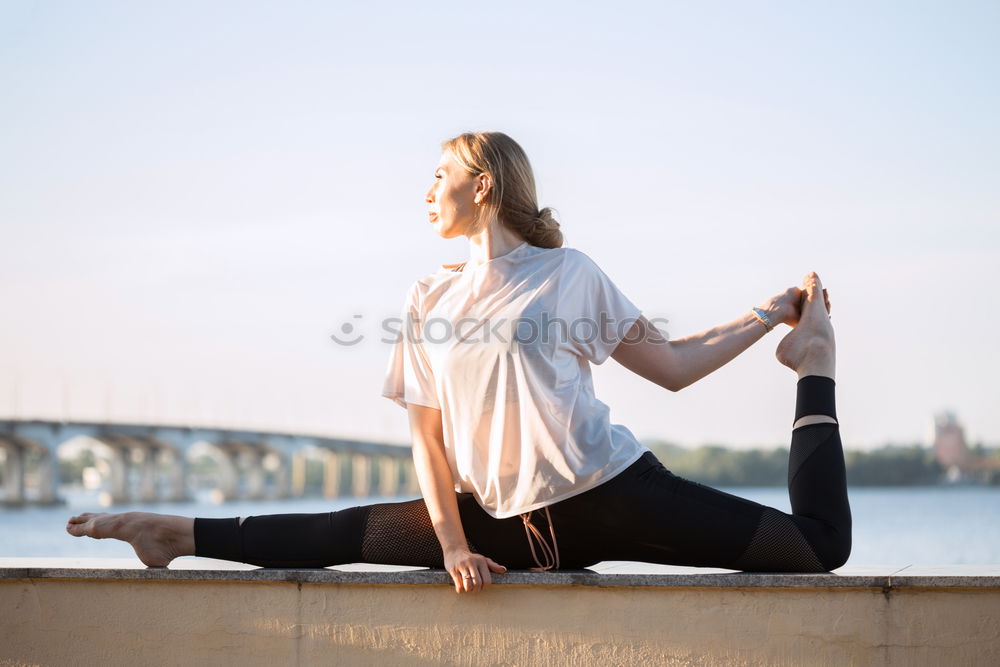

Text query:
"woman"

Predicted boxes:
[[67, 131, 850, 595]]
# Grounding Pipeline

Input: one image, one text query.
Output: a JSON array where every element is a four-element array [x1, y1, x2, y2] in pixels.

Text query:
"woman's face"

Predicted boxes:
[[425, 151, 483, 238]]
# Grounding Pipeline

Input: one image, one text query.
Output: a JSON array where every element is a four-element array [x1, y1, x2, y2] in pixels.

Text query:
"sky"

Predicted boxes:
[[1, 1, 998, 451]]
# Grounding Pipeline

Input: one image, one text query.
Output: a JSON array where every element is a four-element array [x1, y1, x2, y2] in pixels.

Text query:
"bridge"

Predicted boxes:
[[0, 419, 418, 506]]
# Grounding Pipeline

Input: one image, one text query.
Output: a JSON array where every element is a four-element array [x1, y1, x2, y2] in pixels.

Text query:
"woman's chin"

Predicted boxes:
[[433, 224, 464, 240]]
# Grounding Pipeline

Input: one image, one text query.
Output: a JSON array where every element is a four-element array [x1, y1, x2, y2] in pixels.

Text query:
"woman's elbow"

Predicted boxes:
[[630, 363, 685, 392], [659, 367, 699, 392], [658, 374, 687, 393]]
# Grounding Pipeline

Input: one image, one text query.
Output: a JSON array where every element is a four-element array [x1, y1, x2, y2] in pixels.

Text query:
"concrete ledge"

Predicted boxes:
[[2, 558, 999, 589], [2, 559, 999, 665]]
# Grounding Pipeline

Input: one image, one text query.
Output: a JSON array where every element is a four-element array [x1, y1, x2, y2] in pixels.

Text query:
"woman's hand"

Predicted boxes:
[[759, 286, 830, 328], [759, 286, 804, 328], [444, 546, 507, 594]]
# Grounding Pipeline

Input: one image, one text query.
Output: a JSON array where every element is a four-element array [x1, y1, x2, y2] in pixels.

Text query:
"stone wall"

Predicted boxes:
[[1, 560, 998, 666]]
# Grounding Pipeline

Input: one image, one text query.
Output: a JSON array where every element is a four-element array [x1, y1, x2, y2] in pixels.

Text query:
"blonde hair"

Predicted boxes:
[[441, 132, 564, 249]]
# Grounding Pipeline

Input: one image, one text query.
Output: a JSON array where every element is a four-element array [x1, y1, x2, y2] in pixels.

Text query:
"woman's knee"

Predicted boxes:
[[816, 529, 852, 571]]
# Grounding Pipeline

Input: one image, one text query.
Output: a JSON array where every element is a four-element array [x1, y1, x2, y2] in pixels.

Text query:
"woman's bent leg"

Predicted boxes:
[[730, 375, 851, 572], [732, 272, 852, 570]]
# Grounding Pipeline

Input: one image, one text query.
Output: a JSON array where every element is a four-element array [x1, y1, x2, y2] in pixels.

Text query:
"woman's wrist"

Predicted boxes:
[[750, 307, 776, 332], [435, 523, 472, 554]]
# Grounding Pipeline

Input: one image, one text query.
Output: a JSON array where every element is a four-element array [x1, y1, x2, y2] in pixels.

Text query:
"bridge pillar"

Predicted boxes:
[[2, 445, 26, 506], [271, 454, 290, 499], [168, 451, 191, 502], [403, 459, 421, 497], [216, 452, 239, 502], [351, 455, 370, 498], [35, 451, 61, 505], [290, 453, 307, 497], [323, 453, 342, 499], [244, 451, 266, 500], [378, 457, 398, 498], [138, 449, 159, 502], [107, 448, 131, 504], [137, 434, 192, 503]]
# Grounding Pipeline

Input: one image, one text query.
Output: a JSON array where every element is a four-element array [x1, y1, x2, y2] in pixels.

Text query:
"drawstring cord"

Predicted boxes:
[[519, 507, 560, 572]]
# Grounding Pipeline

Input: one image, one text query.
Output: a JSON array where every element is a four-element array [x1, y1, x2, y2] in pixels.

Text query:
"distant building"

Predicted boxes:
[[932, 411, 970, 481]]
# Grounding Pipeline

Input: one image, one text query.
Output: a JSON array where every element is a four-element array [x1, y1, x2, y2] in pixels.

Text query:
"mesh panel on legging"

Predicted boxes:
[[360, 499, 446, 567], [359, 497, 547, 568], [731, 507, 824, 572]]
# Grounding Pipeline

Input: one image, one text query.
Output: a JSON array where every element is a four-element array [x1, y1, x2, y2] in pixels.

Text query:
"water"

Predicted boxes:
[[2, 486, 998, 565], [733, 486, 1000, 565]]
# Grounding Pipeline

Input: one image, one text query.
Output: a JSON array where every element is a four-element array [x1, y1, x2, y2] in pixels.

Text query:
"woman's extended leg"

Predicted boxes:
[[66, 500, 445, 568], [66, 495, 542, 569]]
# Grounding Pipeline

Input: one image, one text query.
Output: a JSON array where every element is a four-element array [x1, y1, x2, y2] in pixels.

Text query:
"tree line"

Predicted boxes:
[[643, 441, 996, 487]]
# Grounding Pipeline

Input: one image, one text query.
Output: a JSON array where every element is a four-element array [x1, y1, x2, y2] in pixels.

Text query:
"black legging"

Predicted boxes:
[[194, 376, 851, 572]]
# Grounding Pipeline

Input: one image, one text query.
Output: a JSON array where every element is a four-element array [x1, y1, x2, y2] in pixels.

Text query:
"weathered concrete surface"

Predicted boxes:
[[1, 560, 998, 666]]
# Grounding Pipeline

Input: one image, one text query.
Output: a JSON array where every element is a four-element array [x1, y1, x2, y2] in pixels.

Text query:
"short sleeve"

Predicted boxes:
[[562, 250, 643, 365], [381, 283, 441, 410]]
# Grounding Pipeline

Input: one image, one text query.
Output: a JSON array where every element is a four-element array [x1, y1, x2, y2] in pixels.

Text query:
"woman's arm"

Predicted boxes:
[[611, 286, 808, 391], [407, 403, 506, 594]]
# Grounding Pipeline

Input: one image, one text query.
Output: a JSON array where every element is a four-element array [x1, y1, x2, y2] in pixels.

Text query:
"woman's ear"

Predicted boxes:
[[474, 173, 492, 204]]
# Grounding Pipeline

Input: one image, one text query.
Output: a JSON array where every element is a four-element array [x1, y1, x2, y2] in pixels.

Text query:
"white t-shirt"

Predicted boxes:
[[382, 240, 649, 519]]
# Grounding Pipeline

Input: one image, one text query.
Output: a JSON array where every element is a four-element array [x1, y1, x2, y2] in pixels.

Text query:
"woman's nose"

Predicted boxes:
[[425, 185, 434, 203]]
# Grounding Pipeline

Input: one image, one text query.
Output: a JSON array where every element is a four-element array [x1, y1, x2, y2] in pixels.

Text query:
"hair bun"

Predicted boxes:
[[529, 207, 563, 248]]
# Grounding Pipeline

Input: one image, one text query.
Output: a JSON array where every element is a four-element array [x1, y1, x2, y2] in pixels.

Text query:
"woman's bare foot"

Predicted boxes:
[[66, 511, 195, 568], [775, 272, 836, 381]]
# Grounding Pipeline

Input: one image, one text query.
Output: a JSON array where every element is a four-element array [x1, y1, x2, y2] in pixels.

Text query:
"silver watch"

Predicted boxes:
[[751, 307, 775, 332]]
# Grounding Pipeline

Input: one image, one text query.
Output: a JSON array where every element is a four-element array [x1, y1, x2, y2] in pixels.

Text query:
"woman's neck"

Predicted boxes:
[[464, 223, 526, 269]]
